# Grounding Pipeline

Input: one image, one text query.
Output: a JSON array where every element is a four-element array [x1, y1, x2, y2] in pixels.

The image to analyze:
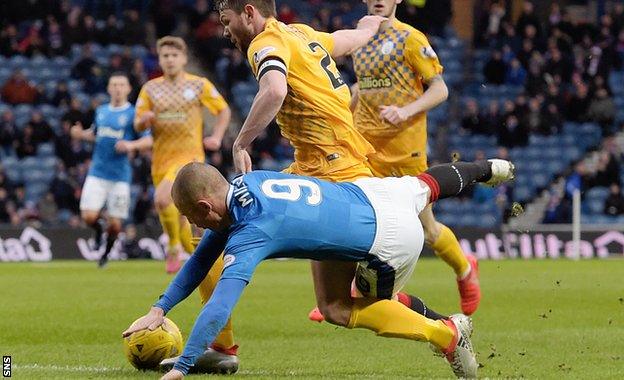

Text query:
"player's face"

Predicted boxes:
[[158, 46, 188, 76], [179, 202, 219, 230], [364, 0, 401, 18], [219, 9, 255, 54], [107, 76, 131, 103]]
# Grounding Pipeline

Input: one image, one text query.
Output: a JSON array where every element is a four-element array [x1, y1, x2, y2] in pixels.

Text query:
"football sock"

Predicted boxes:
[[418, 161, 491, 201], [347, 298, 454, 350], [158, 203, 181, 249], [196, 252, 236, 350], [179, 218, 195, 254], [101, 230, 117, 260], [431, 224, 470, 277], [90, 217, 105, 249], [396, 293, 448, 320]]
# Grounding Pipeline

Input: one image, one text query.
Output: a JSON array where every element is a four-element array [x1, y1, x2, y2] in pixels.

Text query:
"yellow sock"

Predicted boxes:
[[179, 218, 194, 253], [158, 203, 181, 249], [197, 252, 236, 349], [432, 224, 470, 277], [348, 298, 454, 350]]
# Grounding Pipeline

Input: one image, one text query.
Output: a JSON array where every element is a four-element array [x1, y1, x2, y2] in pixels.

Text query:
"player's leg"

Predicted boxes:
[[99, 181, 130, 267], [79, 176, 108, 252], [153, 172, 183, 274]]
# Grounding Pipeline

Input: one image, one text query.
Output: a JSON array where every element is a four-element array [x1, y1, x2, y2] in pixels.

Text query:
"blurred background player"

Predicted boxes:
[[350, 0, 481, 316], [134, 36, 238, 373], [71, 73, 152, 268]]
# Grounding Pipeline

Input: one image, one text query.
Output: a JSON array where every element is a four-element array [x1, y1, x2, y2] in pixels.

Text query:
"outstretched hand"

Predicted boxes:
[[122, 307, 165, 338], [356, 15, 388, 35], [233, 147, 252, 174], [160, 369, 184, 380]]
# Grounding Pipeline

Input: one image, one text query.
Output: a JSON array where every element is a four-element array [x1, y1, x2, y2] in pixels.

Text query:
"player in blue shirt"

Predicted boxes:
[[71, 73, 152, 267], [123, 159, 514, 379]]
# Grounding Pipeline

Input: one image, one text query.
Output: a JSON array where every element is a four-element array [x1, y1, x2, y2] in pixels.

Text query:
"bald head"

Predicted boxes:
[[171, 162, 229, 216]]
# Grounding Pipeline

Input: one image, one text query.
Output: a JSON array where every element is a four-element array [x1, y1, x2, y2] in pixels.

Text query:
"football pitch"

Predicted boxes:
[[2, 259, 623, 379]]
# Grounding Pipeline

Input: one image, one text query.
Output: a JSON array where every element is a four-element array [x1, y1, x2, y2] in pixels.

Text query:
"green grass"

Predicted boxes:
[[1, 259, 624, 379]]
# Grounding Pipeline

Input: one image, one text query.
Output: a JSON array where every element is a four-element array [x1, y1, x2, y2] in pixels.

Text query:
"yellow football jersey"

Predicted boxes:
[[353, 19, 443, 173], [135, 73, 228, 180], [247, 18, 374, 179]]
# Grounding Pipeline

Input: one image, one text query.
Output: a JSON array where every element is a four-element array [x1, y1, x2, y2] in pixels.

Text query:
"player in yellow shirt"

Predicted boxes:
[[134, 36, 239, 374], [350, 0, 481, 316], [215, 0, 469, 369]]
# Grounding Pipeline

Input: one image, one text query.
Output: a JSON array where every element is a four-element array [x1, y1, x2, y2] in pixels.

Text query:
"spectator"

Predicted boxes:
[[497, 114, 528, 148], [18, 24, 47, 57], [505, 58, 526, 85], [14, 125, 38, 159], [61, 98, 87, 126], [63, 7, 86, 45], [195, 11, 221, 41], [99, 14, 124, 45], [1, 71, 39, 105], [587, 88, 616, 133], [82, 15, 99, 44], [71, 44, 104, 94], [544, 48, 573, 83], [122, 224, 151, 259], [51, 82, 72, 107], [46, 18, 66, 56], [567, 82, 591, 122], [225, 49, 252, 93], [0, 24, 19, 57], [541, 103, 562, 135], [38, 192, 59, 225], [0, 110, 17, 156], [565, 161, 587, 200], [521, 97, 542, 134], [542, 194, 572, 224], [0, 188, 12, 224], [129, 59, 148, 102], [591, 150, 621, 188], [27, 110, 55, 144], [482, 100, 500, 135], [604, 184, 624, 216], [122, 9, 147, 46], [484, 50, 506, 85], [49, 162, 80, 214], [516, 1, 541, 39], [278, 4, 298, 24], [188, 0, 211, 30], [461, 99, 485, 135]]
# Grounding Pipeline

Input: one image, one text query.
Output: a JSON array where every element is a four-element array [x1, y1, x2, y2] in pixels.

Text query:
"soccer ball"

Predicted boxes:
[[123, 317, 184, 370]]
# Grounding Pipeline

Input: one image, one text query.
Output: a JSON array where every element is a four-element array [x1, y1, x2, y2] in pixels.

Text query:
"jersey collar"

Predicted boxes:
[[108, 102, 131, 111]]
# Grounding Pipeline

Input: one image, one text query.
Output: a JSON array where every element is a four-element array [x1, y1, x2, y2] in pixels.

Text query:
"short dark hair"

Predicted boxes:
[[109, 71, 129, 80], [216, 0, 276, 17]]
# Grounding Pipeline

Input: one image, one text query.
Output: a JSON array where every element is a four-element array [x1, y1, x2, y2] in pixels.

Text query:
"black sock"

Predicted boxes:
[[407, 295, 448, 320], [101, 232, 117, 260], [91, 218, 105, 248], [419, 161, 492, 201]]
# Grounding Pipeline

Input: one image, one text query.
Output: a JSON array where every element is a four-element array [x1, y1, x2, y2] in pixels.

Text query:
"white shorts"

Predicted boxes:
[[79, 175, 131, 219], [353, 176, 428, 299]]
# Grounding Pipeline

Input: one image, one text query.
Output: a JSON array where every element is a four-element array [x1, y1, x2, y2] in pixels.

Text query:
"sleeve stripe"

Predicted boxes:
[[257, 58, 287, 80]]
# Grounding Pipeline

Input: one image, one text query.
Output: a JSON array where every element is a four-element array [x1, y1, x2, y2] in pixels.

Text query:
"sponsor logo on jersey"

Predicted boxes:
[[381, 40, 395, 55], [223, 254, 235, 268], [97, 126, 124, 139], [253, 46, 276, 64], [157, 112, 186, 121], [359, 76, 392, 90], [420, 46, 437, 58]]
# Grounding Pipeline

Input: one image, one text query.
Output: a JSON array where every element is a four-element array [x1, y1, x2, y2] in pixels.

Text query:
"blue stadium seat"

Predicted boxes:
[[36, 142, 55, 157], [514, 186, 532, 201], [586, 187, 609, 200], [586, 198, 604, 215]]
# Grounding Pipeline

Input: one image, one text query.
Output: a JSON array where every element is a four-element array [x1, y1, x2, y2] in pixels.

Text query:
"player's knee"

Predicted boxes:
[[107, 219, 122, 236], [318, 302, 351, 327], [423, 222, 442, 246], [154, 194, 171, 211], [81, 212, 99, 226]]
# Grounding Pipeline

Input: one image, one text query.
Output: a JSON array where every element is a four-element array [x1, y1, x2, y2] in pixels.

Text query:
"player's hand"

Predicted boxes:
[[356, 15, 388, 35], [203, 135, 222, 151], [121, 307, 165, 338], [379, 105, 409, 125], [70, 123, 83, 139], [233, 147, 252, 173], [139, 111, 156, 128], [160, 369, 184, 380], [114, 140, 133, 154]]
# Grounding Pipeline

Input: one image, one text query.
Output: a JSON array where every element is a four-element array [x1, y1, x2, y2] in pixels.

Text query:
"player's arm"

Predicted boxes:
[[232, 70, 287, 173], [200, 79, 232, 151], [169, 277, 247, 376], [121, 230, 227, 337], [115, 134, 153, 154], [133, 86, 155, 132], [329, 15, 387, 58], [349, 83, 359, 113], [70, 122, 96, 142]]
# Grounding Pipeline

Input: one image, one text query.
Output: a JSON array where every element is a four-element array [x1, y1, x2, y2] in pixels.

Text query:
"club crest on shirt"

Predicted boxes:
[[223, 254, 235, 268], [183, 88, 196, 100], [420, 46, 437, 58], [117, 114, 128, 126], [253, 46, 276, 64], [381, 41, 395, 55]]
